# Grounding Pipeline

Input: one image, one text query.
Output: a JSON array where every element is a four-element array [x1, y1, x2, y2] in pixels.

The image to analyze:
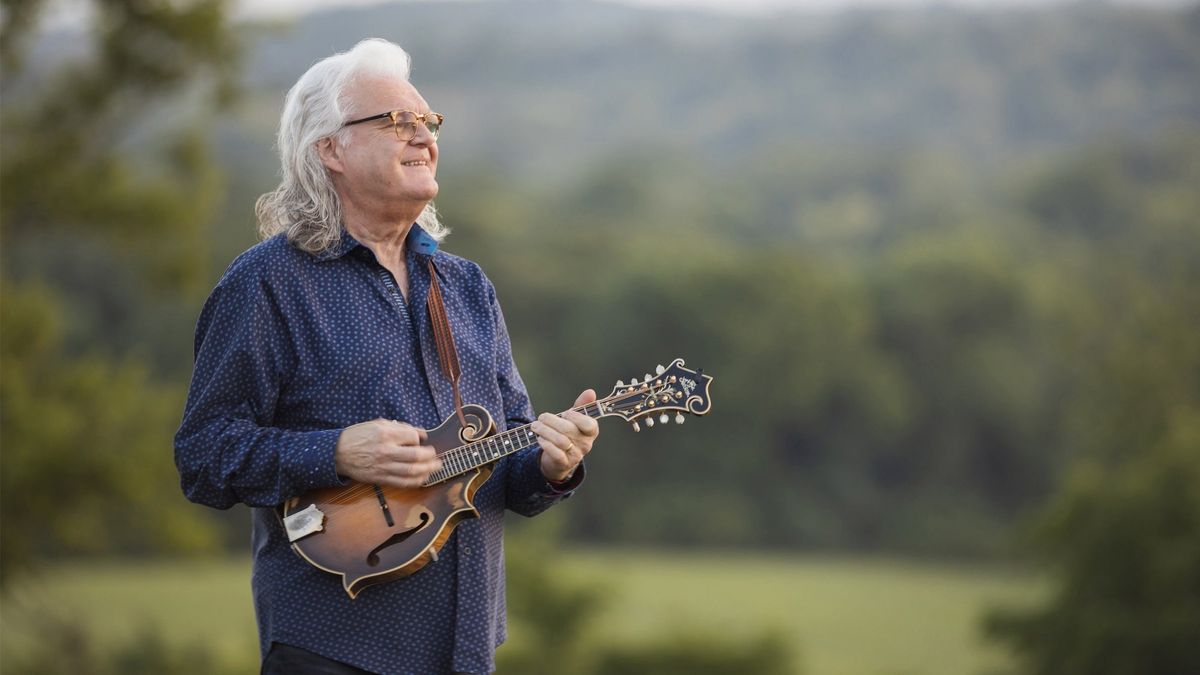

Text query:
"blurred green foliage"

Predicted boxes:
[[0, 0, 239, 581], [430, 132, 1200, 559], [0, 283, 218, 578], [984, 419, 1200, 675], [3, 0, 1198, 566], [4, 612, 229, 675], [2, 2, 1199, 673], [980, 138, 1200, 672]]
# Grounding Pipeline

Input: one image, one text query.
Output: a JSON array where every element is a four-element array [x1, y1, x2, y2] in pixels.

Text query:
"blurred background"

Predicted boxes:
[[2, 0, 1198, 673]]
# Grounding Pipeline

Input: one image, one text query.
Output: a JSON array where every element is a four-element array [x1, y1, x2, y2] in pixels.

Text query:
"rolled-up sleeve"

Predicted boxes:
[[174, 267, 344, 510]]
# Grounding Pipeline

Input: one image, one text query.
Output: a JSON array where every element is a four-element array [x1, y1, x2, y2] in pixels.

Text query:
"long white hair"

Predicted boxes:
[[255, 38, 447, 253]]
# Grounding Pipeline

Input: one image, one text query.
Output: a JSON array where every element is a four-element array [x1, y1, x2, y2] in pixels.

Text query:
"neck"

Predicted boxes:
[[341, 202, 426, 270], [345, 219, 412, 266], [423, 401, 607, 486]]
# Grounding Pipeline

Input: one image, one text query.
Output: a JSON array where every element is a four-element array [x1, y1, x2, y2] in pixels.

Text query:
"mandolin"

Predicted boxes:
[[281, 358, 714, 598]]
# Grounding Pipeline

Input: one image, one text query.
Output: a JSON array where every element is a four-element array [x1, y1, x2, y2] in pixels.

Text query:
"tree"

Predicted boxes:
[[984, 416, 1200, 675], [0, 0, 239, 580], [983, 135, 1200, 675]]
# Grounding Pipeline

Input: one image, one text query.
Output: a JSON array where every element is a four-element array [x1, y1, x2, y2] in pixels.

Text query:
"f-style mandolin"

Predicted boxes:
[[280, 358, 714, 598]]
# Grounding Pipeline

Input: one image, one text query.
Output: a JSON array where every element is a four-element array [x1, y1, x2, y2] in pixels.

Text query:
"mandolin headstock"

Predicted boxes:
[[597, 358, 714, 431]]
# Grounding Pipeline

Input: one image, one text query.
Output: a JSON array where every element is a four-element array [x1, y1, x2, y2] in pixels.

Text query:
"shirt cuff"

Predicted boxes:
[[283, 428, 347, 492], [545, 461, 586, 494]]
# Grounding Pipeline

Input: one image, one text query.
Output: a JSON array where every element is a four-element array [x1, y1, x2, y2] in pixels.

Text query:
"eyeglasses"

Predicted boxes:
[[342, 110, 444, 142]]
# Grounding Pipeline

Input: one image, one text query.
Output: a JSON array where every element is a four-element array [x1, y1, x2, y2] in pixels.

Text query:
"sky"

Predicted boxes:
[[31, 0, 1194, 31], [233, 0, 1192, 20]]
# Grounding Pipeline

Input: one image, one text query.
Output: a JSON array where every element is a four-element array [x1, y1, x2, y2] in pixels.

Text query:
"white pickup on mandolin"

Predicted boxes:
[[283, 503, 326, 542]]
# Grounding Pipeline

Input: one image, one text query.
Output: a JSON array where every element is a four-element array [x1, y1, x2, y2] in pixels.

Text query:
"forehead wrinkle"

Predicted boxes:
[[345, 73, 430, 120]]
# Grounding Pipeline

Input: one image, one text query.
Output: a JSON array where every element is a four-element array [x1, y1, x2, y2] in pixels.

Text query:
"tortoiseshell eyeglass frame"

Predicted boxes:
[[342, 110, 443, 141]]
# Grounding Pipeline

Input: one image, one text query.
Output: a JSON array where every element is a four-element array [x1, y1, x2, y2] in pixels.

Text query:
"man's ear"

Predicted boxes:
[[317, 136, 344, 174]]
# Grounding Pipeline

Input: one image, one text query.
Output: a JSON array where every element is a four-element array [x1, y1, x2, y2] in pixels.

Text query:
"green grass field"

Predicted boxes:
[[1, 550, 1040, 674]]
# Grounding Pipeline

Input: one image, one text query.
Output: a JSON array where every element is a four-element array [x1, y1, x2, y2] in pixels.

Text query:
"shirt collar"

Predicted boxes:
[[313, 223, 434, 263], [313, 229, 361, 262]]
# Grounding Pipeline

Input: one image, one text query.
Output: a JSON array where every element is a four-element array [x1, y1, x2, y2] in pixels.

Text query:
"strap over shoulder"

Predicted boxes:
[[425, 258, 470, 433]]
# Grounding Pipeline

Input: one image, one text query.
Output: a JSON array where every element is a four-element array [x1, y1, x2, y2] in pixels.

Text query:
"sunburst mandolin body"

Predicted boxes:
[[281, 358, 714, 598], [282, 404, 494, 599]]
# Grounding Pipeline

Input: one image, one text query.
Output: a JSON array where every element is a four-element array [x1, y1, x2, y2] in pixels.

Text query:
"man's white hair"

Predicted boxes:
[[255, 38, 447, 253]]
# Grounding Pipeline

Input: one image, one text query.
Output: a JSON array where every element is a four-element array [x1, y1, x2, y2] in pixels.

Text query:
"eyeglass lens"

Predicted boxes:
[[392, 112, 442, 141]]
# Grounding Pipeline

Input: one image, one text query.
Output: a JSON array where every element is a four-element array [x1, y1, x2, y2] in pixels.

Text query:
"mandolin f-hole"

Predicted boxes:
[[366, 511, 432, 567]]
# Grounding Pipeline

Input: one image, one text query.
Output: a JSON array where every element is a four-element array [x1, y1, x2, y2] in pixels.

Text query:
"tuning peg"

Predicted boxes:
[[656, 364, 665, 375], [645, 373, 653, 383], [659, 413, 668, 424], [616, 379, 624, 387], [675, 413, 685, 424], [632, 421, 641, 432], [646, 417, 655, 428], [631, 377, 639, 385]]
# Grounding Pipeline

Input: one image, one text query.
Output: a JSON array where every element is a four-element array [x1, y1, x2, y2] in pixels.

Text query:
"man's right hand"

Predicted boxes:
[[334, 419, 442, 488]]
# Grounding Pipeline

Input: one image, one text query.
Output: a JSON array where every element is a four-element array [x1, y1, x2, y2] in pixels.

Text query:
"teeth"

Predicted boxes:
[[401, 161, 427, 166]]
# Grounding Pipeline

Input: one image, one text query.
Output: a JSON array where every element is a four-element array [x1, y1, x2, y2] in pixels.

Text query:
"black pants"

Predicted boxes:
[[260, 642, 480, 675], [261, 643, 376, 675]]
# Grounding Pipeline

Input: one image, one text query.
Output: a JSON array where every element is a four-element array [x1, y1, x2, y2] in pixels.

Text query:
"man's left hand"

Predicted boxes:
[[534, 389, 600, 483]]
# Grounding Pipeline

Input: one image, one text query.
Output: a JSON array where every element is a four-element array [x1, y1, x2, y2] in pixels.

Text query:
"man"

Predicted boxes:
[[174, 38, 599, 674]]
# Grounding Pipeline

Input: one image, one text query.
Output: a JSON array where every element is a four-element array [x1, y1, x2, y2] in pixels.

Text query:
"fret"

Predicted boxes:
[[437, 409, 611, 483]]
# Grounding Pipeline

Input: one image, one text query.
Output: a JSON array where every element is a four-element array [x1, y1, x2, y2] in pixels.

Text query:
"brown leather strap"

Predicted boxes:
[[426, 258, 470, 431]]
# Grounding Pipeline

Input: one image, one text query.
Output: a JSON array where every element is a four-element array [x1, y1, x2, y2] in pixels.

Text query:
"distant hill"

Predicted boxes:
[[225, 0, 1200, 182]]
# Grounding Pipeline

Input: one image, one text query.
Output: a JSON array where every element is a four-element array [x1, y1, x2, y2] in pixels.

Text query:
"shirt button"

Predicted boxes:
[[463, 546, 471, 556]]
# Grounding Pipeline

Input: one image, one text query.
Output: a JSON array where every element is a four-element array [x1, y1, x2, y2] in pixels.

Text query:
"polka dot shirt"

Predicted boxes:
[[174, 226, 583, 674]]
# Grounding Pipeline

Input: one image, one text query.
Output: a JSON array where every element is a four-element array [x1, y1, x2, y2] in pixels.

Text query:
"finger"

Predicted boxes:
[[539, 412, 596, 454], [532, 418, 573, 451], [537, 412, 581, 438], [385, 444, 438, 464], [382, 458, 442, 479], [573, 388, 597, 407], [562, 410, 599, 439], [382, 420, 427, 444], [539, 445, 572, 472]]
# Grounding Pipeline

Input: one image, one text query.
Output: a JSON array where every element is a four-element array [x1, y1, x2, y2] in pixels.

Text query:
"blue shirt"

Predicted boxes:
[[174, 226, 582, 674]]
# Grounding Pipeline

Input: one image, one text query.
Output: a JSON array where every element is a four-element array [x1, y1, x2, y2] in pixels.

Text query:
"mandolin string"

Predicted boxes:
[[342, 381, 667, 506], [299, 380, 694, 523], [313, 409, 583, 507], [425, 385, 662, 485], [313, 386, 659, 506], [318, 396, 618, 507]]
